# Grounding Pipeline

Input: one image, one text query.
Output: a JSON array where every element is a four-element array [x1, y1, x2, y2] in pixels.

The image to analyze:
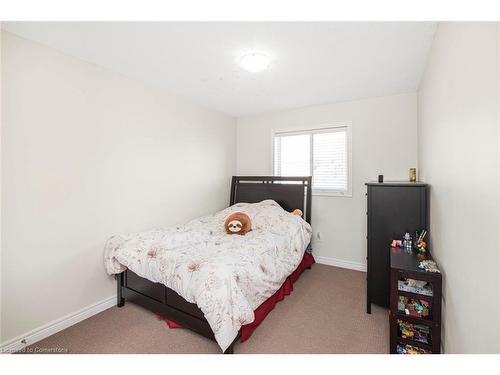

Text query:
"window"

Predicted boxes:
[[273, 125, 351, 196]]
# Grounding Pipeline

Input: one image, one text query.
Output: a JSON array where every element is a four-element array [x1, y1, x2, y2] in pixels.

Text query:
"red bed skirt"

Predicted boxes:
[[240, 251, 315, 342], [160, 252, 315, 342]]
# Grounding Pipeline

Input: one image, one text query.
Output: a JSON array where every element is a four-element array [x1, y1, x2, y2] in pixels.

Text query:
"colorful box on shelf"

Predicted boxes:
[[397, 319, 431, 345], [418, 259, 441, 273], [398, 296, 431, 319], [396, 343, 432, 355], [398, 278, 433, 296]]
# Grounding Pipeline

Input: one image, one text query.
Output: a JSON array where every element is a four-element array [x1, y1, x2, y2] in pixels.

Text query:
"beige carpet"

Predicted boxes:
[[23, 264, 389, 354]]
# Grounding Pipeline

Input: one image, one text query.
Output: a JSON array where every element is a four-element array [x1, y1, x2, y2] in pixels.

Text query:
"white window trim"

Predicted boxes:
[[270, 122, 353, 198]]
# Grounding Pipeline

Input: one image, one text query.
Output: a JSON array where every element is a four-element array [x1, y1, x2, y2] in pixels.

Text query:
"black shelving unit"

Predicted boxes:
[[389, 247, 442, 354]]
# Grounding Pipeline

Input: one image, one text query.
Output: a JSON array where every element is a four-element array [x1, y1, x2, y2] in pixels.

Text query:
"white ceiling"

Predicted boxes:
[[2, 22, 437, 117]]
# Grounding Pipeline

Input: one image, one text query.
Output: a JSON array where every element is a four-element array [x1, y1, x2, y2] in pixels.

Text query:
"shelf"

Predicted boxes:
[[397, 295, 432, 322], [397, 319, 432, 346], [398, 290, 432, 302], [398, 279, 434, 297], [395, 340, 433, 354], [392, 313, 435, 326], [397, 337, 433, 351]]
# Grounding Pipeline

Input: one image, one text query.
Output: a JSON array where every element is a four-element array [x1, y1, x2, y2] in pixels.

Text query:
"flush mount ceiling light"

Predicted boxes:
[[239, 53, 270, 73]]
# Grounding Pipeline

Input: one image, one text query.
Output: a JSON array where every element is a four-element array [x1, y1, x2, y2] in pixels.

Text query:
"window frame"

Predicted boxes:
[[271, 122, 352, 198]]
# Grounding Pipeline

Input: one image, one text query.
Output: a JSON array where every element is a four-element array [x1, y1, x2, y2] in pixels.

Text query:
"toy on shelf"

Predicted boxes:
[[398, 296, 431, 319], [417, 241, 427, 253], [403, 232, 412, 250], [416, 230, 428, 253], [391, 229, 428, 253], [396, 343, 432, 354], [398, 320, 431, 345], [398, 278, 433, 296], [418, 260, 441, 273], [391, 239, 403, 248]]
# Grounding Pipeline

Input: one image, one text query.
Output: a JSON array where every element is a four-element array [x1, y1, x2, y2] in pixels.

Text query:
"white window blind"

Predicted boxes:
[[273, 126, 350, 195], [274, 134, 310, 177]]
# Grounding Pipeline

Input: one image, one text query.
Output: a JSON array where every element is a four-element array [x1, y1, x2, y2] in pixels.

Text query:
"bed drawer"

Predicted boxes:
[[166, 288, 206, 321], [125, 270, 166, 303]]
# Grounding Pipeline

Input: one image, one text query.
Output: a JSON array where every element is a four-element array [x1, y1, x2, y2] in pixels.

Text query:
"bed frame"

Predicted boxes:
[[116, 176, 312, 353]]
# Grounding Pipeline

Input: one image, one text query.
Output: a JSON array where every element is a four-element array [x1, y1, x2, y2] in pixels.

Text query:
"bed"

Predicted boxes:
[[104, 176, 313, 353]]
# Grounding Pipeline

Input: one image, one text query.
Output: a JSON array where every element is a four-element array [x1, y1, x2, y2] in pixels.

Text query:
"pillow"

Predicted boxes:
[[224, 212, 252, 235]]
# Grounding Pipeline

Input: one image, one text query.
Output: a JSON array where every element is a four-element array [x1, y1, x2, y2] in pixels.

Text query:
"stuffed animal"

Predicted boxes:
[[292, 209, 303, 217], [224, 212, 252, 235]]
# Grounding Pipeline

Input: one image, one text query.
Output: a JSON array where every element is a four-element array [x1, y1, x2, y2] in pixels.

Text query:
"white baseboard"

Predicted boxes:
[[314, 255, 367, 272], [1, 295, 116, 354]]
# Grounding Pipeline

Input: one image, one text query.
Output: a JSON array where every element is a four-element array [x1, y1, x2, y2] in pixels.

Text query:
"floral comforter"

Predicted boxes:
[[104, 200, 312, 351]]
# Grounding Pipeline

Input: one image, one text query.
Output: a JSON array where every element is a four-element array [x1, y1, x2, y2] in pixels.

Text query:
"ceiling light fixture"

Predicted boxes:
[[240, 53, 270, 73]]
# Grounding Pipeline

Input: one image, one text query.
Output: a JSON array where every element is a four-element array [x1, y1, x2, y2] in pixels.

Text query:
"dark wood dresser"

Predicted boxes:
[[390, 248, 442, 354], [365, 182, 429, 312]]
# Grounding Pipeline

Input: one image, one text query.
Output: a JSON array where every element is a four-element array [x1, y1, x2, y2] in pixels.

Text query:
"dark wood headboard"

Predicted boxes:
[[229, 176, 312, 224]]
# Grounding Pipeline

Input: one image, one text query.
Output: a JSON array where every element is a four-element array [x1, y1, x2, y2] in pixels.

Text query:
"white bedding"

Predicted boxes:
[[104, 200, 312, 351]]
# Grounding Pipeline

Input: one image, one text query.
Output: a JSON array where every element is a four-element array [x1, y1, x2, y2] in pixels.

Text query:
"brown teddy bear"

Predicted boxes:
[[224, 212, 252, 235]]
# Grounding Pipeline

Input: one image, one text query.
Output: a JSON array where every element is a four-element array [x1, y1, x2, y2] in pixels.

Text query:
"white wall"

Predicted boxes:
[[418, 22, 500, 353], [0, 23, 3, 344], [1, 31, 236, 344], [237, 93, 417, 268]]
